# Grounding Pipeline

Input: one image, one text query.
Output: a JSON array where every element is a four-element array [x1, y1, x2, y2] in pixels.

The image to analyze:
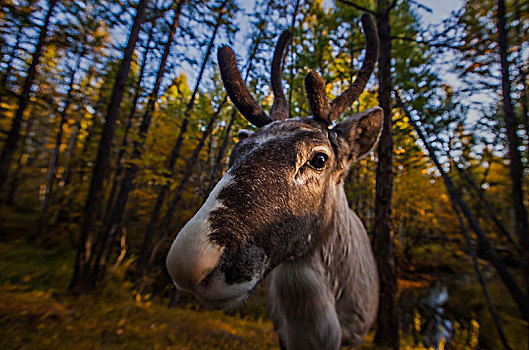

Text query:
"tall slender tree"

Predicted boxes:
[[373, 1, 398, 348], [38, 48, 85, 235], [70, 0, 150, 291], [140, 96, 228, 272], [91, 1, 186, 282], [396, 92, 529, 323], [143, 0, 229, 248], [102, 21, 156, 226], [205, 0, 278, 195], [453, 201, 512, 350], [0, 23, 24, 115], [496, 0, 529, 300], [205, 109, 236, 194], [0, 0, 58, 194]]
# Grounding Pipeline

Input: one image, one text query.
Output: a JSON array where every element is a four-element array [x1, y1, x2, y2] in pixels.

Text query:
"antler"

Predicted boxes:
[[270, 29, 292, 121], [305, 70, 331, 122], [305, 13, 379, 125], [218, 29, 292, 127], [218, 46, 272, 127]]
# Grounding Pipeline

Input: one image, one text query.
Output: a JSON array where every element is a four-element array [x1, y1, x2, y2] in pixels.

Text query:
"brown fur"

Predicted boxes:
[[167, 109, 383, 349], [167, 13, 382, 349]]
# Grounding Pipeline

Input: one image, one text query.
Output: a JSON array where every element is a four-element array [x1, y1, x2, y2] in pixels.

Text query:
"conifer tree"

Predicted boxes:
[[0, 0, 58, 194], [70, 0, 150, 291]]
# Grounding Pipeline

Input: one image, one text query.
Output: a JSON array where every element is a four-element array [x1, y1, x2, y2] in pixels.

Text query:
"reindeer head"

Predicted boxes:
[[166, 14, 382, 309]]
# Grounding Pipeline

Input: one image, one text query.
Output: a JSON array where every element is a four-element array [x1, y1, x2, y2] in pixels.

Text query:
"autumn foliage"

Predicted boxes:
[[0, 0, 528, 348]]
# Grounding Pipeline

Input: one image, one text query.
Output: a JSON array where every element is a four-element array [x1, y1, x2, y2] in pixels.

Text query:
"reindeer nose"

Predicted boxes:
[[166, 220, 224, 292], [166, 172, 233, 293]]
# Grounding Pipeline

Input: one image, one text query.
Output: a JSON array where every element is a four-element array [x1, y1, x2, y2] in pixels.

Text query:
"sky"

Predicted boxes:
[[164, 0, 486, 131], [37, 0, 470, 102], [418, 0, 463, 25], [417, 0, 493, 121], [214, 0, 467, 87]]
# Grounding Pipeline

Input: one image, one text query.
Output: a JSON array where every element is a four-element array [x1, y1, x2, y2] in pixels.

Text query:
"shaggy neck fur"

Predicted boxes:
[[265, 182, 378, 349]]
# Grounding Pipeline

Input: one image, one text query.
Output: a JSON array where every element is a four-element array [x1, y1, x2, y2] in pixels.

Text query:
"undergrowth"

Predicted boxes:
[[0, 241, 279, 350], [0, 235, 526, 349]]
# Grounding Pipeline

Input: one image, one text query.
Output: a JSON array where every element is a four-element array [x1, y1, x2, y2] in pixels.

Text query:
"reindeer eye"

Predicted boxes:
[[309, 153, 328, 170]]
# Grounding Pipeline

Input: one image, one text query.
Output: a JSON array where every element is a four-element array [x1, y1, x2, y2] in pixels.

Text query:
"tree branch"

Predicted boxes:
[[336, 0, 376, 15], [390, 35, 466, 51], [409, 0, 433, 13], [386, 0, 397, 14]]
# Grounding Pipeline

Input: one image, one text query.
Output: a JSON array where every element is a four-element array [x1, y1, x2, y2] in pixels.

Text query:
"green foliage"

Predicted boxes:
[[0, 241, 73, 290]]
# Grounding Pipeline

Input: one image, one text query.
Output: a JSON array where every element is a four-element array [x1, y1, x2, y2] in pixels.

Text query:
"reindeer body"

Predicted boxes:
[[166, 13, 382, 350]]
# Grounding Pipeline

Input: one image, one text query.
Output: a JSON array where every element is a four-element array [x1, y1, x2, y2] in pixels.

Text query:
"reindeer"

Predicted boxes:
[[166, 13, 382, 349]]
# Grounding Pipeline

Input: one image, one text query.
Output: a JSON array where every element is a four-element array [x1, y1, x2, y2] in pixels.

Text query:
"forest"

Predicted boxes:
[[0, 0, 528, 348]]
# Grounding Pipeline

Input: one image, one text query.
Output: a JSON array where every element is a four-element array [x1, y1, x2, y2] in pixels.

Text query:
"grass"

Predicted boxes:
[[0, 215, 526, 349], [0, 241, 279, 350]]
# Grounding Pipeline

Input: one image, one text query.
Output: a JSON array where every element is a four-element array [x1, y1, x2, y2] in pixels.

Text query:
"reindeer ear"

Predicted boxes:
[[237, 129, 254, 140], [332, 107, 383, 163]]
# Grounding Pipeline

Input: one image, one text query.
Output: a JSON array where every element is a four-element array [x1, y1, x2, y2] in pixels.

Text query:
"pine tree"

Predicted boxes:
[[0, 0, 58, 194], [70, 0, 150, 291]]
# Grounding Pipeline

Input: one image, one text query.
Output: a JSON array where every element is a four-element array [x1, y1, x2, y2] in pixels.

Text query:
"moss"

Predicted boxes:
[[0, 282, 280, 349], [0, 242, 279, 350], [0, 241, 73, 290]]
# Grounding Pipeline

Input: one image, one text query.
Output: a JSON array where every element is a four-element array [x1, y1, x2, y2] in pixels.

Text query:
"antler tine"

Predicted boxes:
[[305, 70, 331, 122], [218, 46, 272, 127], [270, 29, 292, 121], [327, 13, 379, 123]]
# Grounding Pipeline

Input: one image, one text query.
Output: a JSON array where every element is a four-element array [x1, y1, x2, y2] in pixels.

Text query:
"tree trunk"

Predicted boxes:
[[102, 23, 155, 228], [70, 0, 150, 291], [242, 0, 275, 85], [0, 0, 58, 194], [496, 0, 529, 301], [454, 163, 518, 248], [142, 97, 227, 272], [2, 118, 34, 206], [287, 0, 301, 117], [204, 2, 274, 195], [90, 1, 184, 283], [51, 117, 81, 225], [143, 3, 225, 247], [396, 92, 529, 322], [513, 0, 529, 138], [373, 3, 399, 348], [38, 49, 84, 236], [452, 202, 512, 350], [205, 109, 236, 195], [0, 23, 23, 116], [52, 69, 99, 224]]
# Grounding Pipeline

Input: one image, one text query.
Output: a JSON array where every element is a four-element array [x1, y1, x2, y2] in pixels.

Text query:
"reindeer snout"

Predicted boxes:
[[166, 175, 233, 292], [166, 218, 224, 292], [166, 173, 259, 308], [166, 223, 259, 308]]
